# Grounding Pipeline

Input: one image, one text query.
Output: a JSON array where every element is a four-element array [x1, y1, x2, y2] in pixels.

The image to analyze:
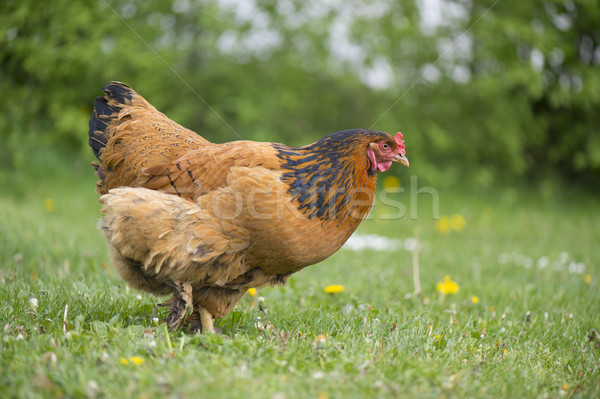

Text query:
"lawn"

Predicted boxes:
[[1, 152, 598, 398]]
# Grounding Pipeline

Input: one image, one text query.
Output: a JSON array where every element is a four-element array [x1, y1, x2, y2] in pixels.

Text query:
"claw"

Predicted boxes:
[[160, 281, 193, 330]]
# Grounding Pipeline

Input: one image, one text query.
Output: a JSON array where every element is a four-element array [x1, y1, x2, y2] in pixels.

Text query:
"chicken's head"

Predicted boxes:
[[367, 132, 409, 173]]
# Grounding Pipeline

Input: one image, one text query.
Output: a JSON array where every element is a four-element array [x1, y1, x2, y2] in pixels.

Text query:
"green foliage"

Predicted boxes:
[[0, 0, 598, 188], [421, 0, 600, 186]]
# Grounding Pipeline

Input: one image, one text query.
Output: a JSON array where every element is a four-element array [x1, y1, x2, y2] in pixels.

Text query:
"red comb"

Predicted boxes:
[[394, 132, 406, 156]]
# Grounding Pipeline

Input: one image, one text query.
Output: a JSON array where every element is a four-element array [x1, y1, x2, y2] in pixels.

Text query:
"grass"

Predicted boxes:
[[1, 151, 599, 398]]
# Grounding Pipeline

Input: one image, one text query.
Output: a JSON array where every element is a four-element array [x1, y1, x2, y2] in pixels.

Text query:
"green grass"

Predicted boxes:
[[1, 152, 599, 398]]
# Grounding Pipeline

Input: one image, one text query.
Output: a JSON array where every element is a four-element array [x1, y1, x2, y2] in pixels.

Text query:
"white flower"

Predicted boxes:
[[312, 371, 325, 379], [568, 262, 585, 274], [100, 352, 110, 362], [29, 297, 39, 311], [497, 253, 510, 264], [85, 381, 100, 398], [343, 233, 405, 252]]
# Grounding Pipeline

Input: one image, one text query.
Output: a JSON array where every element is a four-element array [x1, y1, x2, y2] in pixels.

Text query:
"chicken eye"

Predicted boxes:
[[381, 143, 389, 150]]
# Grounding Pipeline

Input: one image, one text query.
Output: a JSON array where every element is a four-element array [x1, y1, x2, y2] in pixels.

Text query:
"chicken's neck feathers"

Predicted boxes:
[[274, 129, 385, 226]]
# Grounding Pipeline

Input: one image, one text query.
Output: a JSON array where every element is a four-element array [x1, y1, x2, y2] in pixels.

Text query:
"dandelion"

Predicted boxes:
[[119, 357, 129, 366], [436, 276, 459, 295], [435, 216, 452, 234], [584, 274, 592, 284], [436, 214, 466, 234], [382, 176, 401, 190], [450, 214, 466, 231], [43, 198, 55, 213], [128, 356, 144, 365], [324, 284, 344, 294], [470, 295, 479, 304], [247, 288, 256, 297]]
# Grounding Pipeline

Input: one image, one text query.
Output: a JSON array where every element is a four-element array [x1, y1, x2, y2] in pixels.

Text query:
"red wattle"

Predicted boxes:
[[367, 147, 377, 171]]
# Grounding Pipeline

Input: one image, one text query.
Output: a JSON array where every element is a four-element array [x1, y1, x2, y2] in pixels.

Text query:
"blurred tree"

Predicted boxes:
[[410, 0, 600, 187], [0, 0, 597, 189], [0, 0, 418, 170]]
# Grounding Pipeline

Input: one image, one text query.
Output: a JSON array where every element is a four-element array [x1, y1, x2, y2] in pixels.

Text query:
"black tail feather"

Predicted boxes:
[[88, 82, 135, 161]]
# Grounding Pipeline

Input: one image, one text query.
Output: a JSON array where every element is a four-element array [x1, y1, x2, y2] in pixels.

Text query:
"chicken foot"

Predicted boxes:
[[159, 281, 193, 330]]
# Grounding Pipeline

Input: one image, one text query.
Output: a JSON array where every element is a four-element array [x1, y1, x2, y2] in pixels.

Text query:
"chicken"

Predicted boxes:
[[88, 81, 409, 333]]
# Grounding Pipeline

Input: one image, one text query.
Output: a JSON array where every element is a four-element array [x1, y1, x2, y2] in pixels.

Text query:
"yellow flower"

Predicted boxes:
[[324, 284, 344, 294], [382, 176, 401, 190], [43, 198, 55, 213], [128, 356, 144, 365], [247, 288, 256, 297], [584, 274, 592, 284], [450, 214, 466, 231], [435, 216, 452, 234], [436, 214, 466, 233], [119, 358, 129, 366], [436, 276, 459, 295], [470, 295, 480, 304]]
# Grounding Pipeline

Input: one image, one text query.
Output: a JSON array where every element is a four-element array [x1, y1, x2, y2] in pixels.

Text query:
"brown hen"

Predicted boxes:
[[89, 82, 409, 333]]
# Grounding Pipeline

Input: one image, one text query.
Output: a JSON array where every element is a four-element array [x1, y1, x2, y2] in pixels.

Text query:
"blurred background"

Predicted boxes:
[[1, 0, 599, 192], [2, 2, 599, 395]]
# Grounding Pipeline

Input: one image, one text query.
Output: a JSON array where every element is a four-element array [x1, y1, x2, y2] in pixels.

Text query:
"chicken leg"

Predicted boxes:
[[188, 306, 215, 334], [160, 281, 193, 330], [199, 307, 215, 333]]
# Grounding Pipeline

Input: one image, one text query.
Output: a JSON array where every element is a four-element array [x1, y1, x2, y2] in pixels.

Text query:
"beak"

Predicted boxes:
[[393, 154, 410, 167]]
